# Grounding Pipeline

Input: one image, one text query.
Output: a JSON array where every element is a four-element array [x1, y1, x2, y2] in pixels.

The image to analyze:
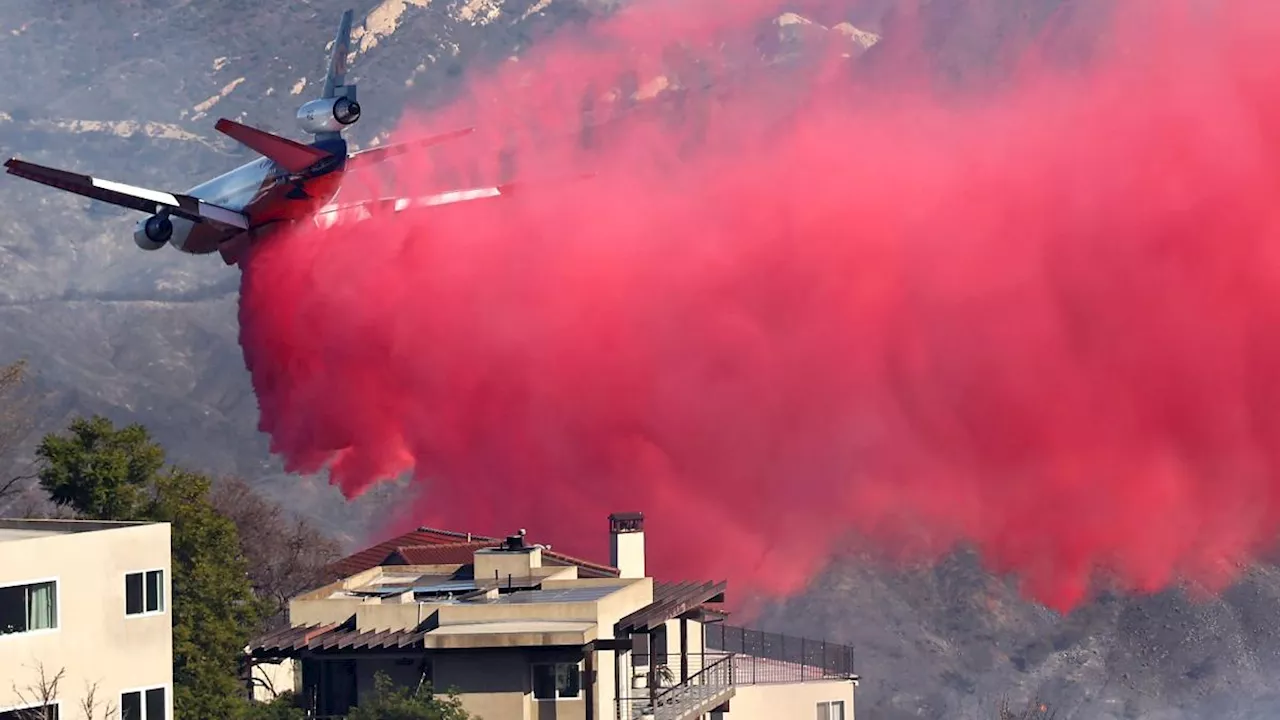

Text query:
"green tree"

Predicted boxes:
[[155, 468, 269, 718], [36, 415, 267, 719], [345, 672, 477, 720], [36, 415, 162, 519]]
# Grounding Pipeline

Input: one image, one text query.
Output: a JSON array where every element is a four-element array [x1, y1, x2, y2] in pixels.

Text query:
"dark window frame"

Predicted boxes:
[[0, 579, 58, 636], [531, 662, 582, 700], [124, 569, 164, 617], [120, 685, 167, 720]]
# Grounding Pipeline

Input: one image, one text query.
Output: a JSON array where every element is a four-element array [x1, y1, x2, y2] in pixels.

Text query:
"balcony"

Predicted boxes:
[[706, 623, 858, 685], [617, 653, 735, 720], [615, 624, 858, 720]]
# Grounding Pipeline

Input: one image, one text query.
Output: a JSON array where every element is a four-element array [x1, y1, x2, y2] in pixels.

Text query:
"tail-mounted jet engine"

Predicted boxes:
[[296, 96, 361, 135], [134, 213, 172, 250]]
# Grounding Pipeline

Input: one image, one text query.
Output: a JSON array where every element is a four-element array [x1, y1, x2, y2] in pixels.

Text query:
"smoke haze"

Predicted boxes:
[[238, 0, 1280, 612]]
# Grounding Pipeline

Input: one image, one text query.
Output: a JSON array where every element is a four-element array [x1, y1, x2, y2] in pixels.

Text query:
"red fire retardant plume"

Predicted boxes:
[[238, 0, 1280, 612]]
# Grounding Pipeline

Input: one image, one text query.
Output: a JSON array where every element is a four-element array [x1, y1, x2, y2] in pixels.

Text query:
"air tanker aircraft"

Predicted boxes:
[[3, 9, 501, 266]]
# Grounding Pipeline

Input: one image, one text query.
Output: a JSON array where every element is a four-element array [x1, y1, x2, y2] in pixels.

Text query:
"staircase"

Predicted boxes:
[[620, 656, 736, 720]]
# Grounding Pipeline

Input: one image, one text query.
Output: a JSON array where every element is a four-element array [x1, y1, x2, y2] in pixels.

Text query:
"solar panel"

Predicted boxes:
[[412, 580, 478, 594], [494, 586, 617, 604]]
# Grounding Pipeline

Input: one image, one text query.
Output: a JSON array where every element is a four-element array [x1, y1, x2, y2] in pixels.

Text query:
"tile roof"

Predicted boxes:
[[328, 526, 621, 580], [385, 542, 501, 566], [542, 550, 621, 579], [327, 527, 497, 577]]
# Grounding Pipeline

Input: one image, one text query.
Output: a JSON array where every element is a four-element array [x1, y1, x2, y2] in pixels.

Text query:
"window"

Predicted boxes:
[[125, 570, 164, 616], [633, 632, 651, 666], [532, 662, 581, 700], [120, 687, 166, 720], [0, 579, 57, 636], [817, 700, 845, 720], [0, 703, 59, 719]]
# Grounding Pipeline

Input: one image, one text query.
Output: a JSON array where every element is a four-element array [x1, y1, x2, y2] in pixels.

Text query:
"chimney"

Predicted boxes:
[[474, 529, 542, 583], [609, 512, 645, 578]]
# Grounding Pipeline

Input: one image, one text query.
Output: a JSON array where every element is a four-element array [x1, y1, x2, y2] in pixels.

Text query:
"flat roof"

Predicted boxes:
[[332, 566, 593, 603], [493, 586, 619, 604], [0, 528, 66, 542], [0, 518, 154, 543]]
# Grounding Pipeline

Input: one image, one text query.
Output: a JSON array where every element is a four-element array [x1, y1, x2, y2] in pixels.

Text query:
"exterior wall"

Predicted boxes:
[[356, 656, 430, 697], [716, 679, 855, 720], [344, 649, 581, 720], [475, 547, 542, 583], [0, 522, 172, 717]]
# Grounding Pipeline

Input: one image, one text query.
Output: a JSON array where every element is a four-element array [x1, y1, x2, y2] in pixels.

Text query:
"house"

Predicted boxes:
[[0, 518, 173, 720], [245, 512, 857, 720]]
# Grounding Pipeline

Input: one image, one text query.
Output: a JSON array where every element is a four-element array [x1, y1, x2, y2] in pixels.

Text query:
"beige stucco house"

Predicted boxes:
[[0, 518, 173, 720], [246, 512, 857, 720]]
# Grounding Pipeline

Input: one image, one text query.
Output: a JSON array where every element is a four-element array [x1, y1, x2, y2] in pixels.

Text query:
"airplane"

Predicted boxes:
[[2, 9, 506, 266]]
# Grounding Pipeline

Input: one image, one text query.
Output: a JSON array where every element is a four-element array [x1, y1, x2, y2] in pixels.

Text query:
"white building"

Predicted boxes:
[[0, 519, 173, 720]]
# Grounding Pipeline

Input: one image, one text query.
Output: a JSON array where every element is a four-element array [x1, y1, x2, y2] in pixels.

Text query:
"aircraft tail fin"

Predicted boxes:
[[323, 10, 355, 101], [214, 118, 331, 174]]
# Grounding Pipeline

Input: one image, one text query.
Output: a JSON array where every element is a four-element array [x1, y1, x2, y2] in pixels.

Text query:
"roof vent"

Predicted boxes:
[[500, 528, 528, 551]]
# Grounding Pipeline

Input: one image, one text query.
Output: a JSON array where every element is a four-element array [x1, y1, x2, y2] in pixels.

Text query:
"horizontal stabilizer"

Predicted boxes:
[[214, 118, 330, 174], [4, 158, 248, 229], [345, 127, 476, 169]]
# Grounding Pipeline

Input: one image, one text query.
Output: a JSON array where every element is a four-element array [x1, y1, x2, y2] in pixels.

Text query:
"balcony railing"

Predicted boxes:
[[705, 623, 857, 684], [617, 653, 735, 720]]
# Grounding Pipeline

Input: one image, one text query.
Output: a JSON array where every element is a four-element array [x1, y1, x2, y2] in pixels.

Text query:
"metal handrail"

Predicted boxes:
[[705, 623, 857, 681], [651, 653, 734, 706], [616, 654, 736, 720]]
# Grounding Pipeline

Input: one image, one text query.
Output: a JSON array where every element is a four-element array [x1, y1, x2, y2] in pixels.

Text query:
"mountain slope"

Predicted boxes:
[[6, 2, 1279, 719]]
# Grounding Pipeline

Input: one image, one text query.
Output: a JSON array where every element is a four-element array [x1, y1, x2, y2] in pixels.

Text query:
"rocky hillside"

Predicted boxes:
[[5, 1, 1279, 719], [759, 548, 1280, 719]]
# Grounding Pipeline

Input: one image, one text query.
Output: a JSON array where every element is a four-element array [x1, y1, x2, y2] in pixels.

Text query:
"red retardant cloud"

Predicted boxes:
[[238, 0, 1280, 612]]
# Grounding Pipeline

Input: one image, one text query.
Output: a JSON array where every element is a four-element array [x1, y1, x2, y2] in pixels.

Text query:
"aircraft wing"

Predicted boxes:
[[4, 158, 249, 230], [311, 186, 506, 230]]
